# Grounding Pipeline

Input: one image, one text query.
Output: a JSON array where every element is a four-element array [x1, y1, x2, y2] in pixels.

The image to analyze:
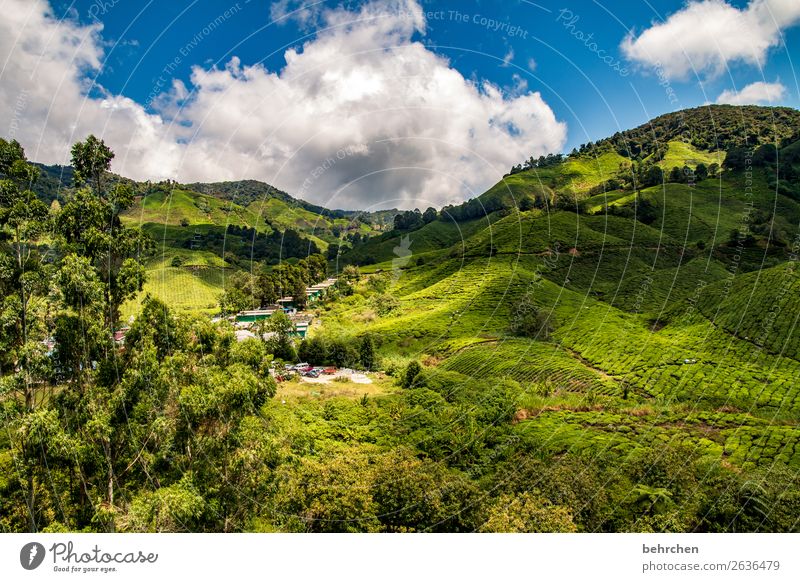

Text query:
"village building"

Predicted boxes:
[[230, 277, 336, 340]]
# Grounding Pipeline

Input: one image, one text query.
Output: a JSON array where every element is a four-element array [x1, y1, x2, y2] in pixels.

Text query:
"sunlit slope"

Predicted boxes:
[[123, 189, 267, 230], [481, 151, 630, 207], [121, 251, 228, 319], [696, 262, 800, 360], [327, 163, 800, 423], [653, 141, 726, 170]]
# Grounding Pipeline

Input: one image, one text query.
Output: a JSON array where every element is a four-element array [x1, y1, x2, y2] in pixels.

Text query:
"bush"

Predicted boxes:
[[401, 361, 422, 388], [509, 298, 554, 340], [371, 293, 399, 316]]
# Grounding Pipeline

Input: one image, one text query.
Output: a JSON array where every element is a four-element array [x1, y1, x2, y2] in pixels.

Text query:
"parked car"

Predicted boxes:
[[304, 369, 321, 378], [293, 362, 310, 370], [323, 367, 336, 375]]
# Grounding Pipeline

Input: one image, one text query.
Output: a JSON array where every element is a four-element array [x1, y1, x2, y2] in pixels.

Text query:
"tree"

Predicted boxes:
[[327, 338, 359, 368], [371, 292, 399, 316], [668, 166, 684, 183], [367, 273, 390, 293], [125, 295, 186, 359], [359, 334, 376, 370], [298, 336, 327, 364], [724, 146, 749, 170], [220, 271, 256, 314], [273, 452, 380, 532], [303, 253, 327, 283], [402, 361, 422, 388], [753, 143, 777, 166], [57, 136, 149, 331], [326, 243, 340, 261], [694, 163, 708, 181], [422, 207, 438, 224], [70, 134, 114, 194], [255, 268, 278, 307], [267, 310, 296, 362], [371, 448, 481, 532], [291, 277, 307, 310], [342, 264, 361, 282], [0, 140, 53, 532], [0, 139, 50, 404], [393, 209, 423, 231], [641, 164, 664, 187], [509, 298, 554, 340], [480, 492, 577, 532]]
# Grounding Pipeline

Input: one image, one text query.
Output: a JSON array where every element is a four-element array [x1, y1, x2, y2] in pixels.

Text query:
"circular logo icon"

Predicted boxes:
[[20, 542, 46, 570]]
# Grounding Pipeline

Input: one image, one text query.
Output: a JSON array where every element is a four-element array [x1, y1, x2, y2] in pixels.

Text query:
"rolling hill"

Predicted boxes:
[[29, 168, 392, 314], [9, 104, 800, 533], [319, 105, 800, 486]]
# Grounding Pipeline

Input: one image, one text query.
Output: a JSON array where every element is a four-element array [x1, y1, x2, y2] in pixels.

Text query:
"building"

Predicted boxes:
[[293, 319, 310, 339], [235, 309, 277, 323]]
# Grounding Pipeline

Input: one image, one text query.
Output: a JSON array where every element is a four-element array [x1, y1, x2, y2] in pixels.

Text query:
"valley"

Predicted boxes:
[[3, 104, 800, 533]]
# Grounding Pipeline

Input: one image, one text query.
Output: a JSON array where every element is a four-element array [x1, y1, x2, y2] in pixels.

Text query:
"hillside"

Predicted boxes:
[[29, 167, 391, 314], [27, 109, 800, 481], [592, 104, 800, 159], [186, 179, 398, 227], [5, 105, 800, 534], [317, 108, 800, 520]]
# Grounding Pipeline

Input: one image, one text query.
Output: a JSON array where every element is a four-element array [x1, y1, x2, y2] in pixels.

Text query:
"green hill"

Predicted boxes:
[[322, 106, 800, 489], [8, 104, 800, 533], [124, 188, 268, 230], [653, 140, 725, 170], [593, 104, 800, 158]]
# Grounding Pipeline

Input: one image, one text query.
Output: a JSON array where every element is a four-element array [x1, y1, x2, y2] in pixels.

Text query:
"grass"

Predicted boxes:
[[440, 339, 619, 396], [655, 140, 726, 170], [697, 262, 800, 360], [276, 374, 398, 402], [124, 189, 267, 230], [483, 151, 630, 206], [121, 263, 227, 319], [125, 188, 382, 259], [314, 159, 800, 479], [344, 215, 492, 268]]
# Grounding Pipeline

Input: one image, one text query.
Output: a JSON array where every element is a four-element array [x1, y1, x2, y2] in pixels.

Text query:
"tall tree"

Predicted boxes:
[[57, 136, 149, 331], [359, 334, 376, 370], [0, 139, 52, 532], [70, 134, 114, 194]]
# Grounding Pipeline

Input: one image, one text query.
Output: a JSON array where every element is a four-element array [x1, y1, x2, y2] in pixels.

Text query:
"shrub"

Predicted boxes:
[[371, 293, 399, 316], [401, 361, 422, 388], [509, 298, 554, 340]]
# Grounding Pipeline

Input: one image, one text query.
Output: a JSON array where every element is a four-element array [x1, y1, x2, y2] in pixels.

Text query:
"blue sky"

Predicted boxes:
[[4, 0, 800, 208], [59, 0, 800, 151]]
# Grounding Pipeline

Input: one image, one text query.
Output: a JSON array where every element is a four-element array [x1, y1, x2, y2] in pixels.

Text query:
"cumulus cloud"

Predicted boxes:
[[621, 0, 800, 80], [716, 80, 787, 104], [0, 0, 567, 210], [0, 0, 180, 181]]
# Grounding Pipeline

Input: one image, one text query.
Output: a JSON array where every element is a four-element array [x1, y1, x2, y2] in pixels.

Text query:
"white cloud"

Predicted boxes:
[[716, 80, 787, 104], [501, 47, 514, 67], [0, 0, 566, 210], [268, 0, 322, 30], [621, 0, 800, 80]]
